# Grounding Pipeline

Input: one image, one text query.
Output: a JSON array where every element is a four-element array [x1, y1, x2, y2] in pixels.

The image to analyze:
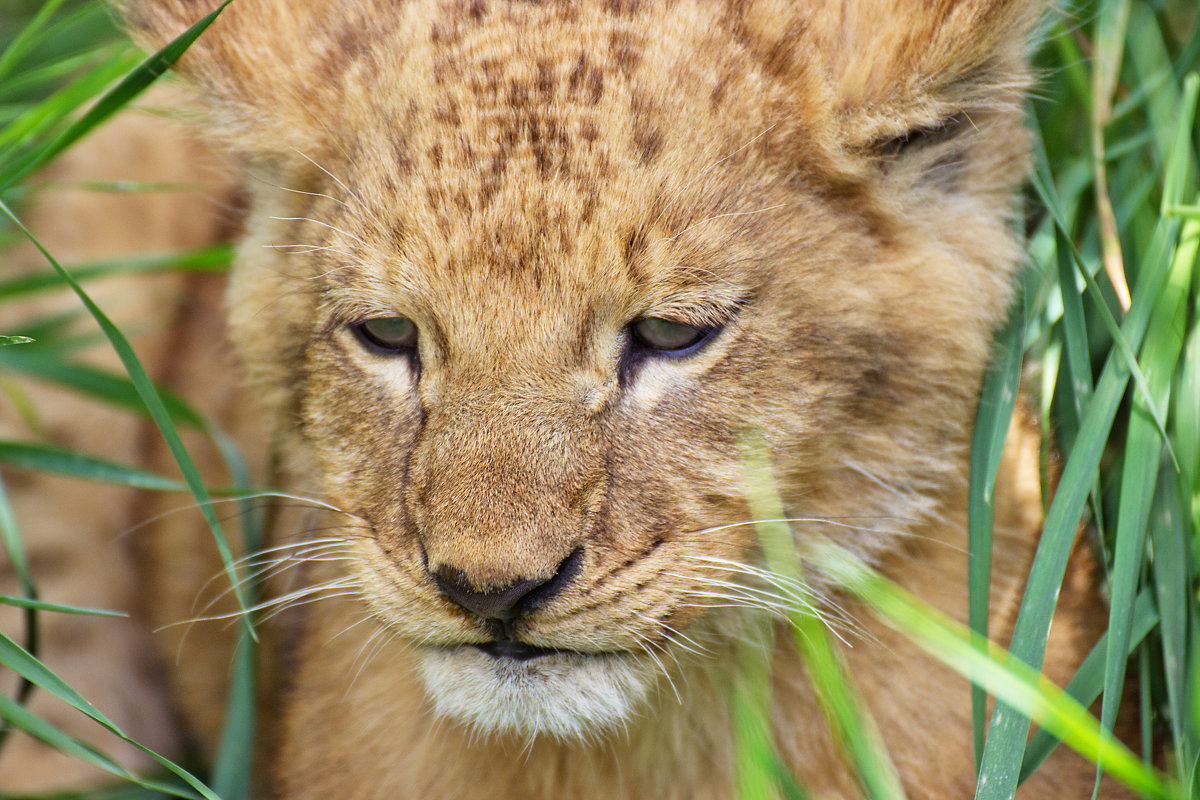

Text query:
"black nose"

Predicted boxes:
[[431, 547, 583, 621]]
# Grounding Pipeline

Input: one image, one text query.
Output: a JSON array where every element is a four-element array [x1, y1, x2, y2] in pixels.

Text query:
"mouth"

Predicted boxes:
[[473, 638, 565, 661]]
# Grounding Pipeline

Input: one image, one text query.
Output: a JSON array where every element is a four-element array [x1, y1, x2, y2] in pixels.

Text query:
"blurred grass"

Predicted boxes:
[[0, 0, 1195, 799], [0, 1, 252, 798]]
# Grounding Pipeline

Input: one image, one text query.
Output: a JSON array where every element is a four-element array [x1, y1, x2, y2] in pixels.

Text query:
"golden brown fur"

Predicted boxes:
[[5, 0, 1129, 796]]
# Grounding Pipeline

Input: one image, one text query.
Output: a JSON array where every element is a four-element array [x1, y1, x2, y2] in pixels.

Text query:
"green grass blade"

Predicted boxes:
[[206, 429, 263, 800], [968, 286, 1026, 767], [1031, 143, 1177, 462], [1053, 226, 1094, 437], [1020, 590, 1159, 779], [1151, 465, 1193, 774], [1178, 302, 1200, 533], [0, 0, 73, 85], [0, 351, 207, 430], [0, 693, 203, 800], [0, 595, 125, 617], [0, 439, 188, 491], [976, 186, 1181, 800], [0, 201, 253, 635], [732, 614, 783, 800], [1099, 211, 1195, 755], [0, 46, 137, 161], [742, 439, 907, 799], [0, 49, 114, 105], [0, 245, 232, 301], [209, 627, 256, 800], [0, 0, 234, 192], [977, 69, 1199, 800], [0, 634, 215, 800], [814, 543, 1183, 800], [1126, 5, 1183, 167], [0, 474, 38, 758]]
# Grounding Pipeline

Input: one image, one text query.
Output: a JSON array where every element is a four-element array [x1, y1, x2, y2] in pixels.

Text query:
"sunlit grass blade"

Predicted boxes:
[[741, 437, 907, 799], [812, 542, 1184, 800], [1020, 589, 1159, 779]]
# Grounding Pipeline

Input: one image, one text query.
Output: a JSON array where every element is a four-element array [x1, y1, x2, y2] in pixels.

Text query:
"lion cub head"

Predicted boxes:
[[120, 0, 1037, 739]]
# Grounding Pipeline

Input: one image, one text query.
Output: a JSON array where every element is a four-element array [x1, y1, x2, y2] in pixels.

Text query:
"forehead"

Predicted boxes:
[[309, 3, 799, 334]]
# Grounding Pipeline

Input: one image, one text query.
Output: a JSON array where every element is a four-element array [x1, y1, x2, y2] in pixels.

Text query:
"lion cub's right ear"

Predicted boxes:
[[114, 0, 397, 155]]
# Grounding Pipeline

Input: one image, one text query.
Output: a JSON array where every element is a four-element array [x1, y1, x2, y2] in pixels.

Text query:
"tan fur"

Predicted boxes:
[[11, 0, 1129, 796]]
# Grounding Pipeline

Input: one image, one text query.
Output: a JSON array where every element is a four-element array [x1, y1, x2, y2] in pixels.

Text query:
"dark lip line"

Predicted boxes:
[[474, 639, 565, 662], [460, 639, 621, 663]]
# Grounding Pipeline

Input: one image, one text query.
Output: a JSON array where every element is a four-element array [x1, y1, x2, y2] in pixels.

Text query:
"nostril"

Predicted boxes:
[[431, 568, 541, 621], [519, 547, 584, 615], [430, 547, 584, 621]]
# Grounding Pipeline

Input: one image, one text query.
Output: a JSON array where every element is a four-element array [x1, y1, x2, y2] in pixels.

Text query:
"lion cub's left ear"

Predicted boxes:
[[823, 0, 1043, 141], [745, 0, 1045, 186]]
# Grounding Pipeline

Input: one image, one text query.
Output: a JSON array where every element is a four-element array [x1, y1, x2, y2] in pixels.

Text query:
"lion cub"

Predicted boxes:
[[106, 0, 1120, 797]]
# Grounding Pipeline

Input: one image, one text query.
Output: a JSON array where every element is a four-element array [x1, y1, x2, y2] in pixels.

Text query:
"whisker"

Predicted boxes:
[[263, 243, 356, 258], [189, 538, 356, 614], [287, 146, 392, 241], [628, 627, 681, 703], [119, 491, 365, 541], [269, 216, 370, 247], [160, 576, 362, 630]]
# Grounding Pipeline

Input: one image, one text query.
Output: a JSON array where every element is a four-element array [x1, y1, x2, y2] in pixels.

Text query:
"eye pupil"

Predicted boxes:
[[353, 317, 418, 352], [630, 318, 713, 354]]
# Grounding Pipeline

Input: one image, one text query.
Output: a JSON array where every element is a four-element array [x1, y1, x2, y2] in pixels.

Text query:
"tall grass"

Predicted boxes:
[[0, 0, 1196, 798]]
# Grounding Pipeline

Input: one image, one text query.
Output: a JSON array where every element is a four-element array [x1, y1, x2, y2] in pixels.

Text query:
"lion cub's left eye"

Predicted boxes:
[[351, 317, 418, 353], [629, 317, 716, 356]]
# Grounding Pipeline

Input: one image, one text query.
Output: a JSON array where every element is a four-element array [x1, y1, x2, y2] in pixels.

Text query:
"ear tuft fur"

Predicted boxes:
[[736, 0, 1044, 150], [113, 0, 389, 154]]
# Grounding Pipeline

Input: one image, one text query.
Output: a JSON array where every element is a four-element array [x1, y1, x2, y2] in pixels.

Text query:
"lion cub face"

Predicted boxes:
[[123, 0, 1036, 739]]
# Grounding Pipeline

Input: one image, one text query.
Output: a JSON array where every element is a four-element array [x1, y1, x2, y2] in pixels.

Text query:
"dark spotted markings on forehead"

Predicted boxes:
[[421, 11, 649, 210]]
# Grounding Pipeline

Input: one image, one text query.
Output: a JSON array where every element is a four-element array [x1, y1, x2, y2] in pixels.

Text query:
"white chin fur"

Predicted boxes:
[[415, 646, 652, 740]]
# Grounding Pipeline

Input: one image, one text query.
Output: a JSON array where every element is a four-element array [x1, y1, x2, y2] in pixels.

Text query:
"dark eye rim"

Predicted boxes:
[[627, 317, 722, 359], [349, 317, 419, 356]]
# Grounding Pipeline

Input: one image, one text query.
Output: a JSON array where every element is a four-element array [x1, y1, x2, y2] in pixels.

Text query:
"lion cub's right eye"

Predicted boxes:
[[350, 317, 418, 354], [629, 317, 717, 357]]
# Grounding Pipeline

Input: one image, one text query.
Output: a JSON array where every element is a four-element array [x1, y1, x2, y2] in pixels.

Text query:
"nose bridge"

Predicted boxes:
[[411, 385, 601, 589]]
